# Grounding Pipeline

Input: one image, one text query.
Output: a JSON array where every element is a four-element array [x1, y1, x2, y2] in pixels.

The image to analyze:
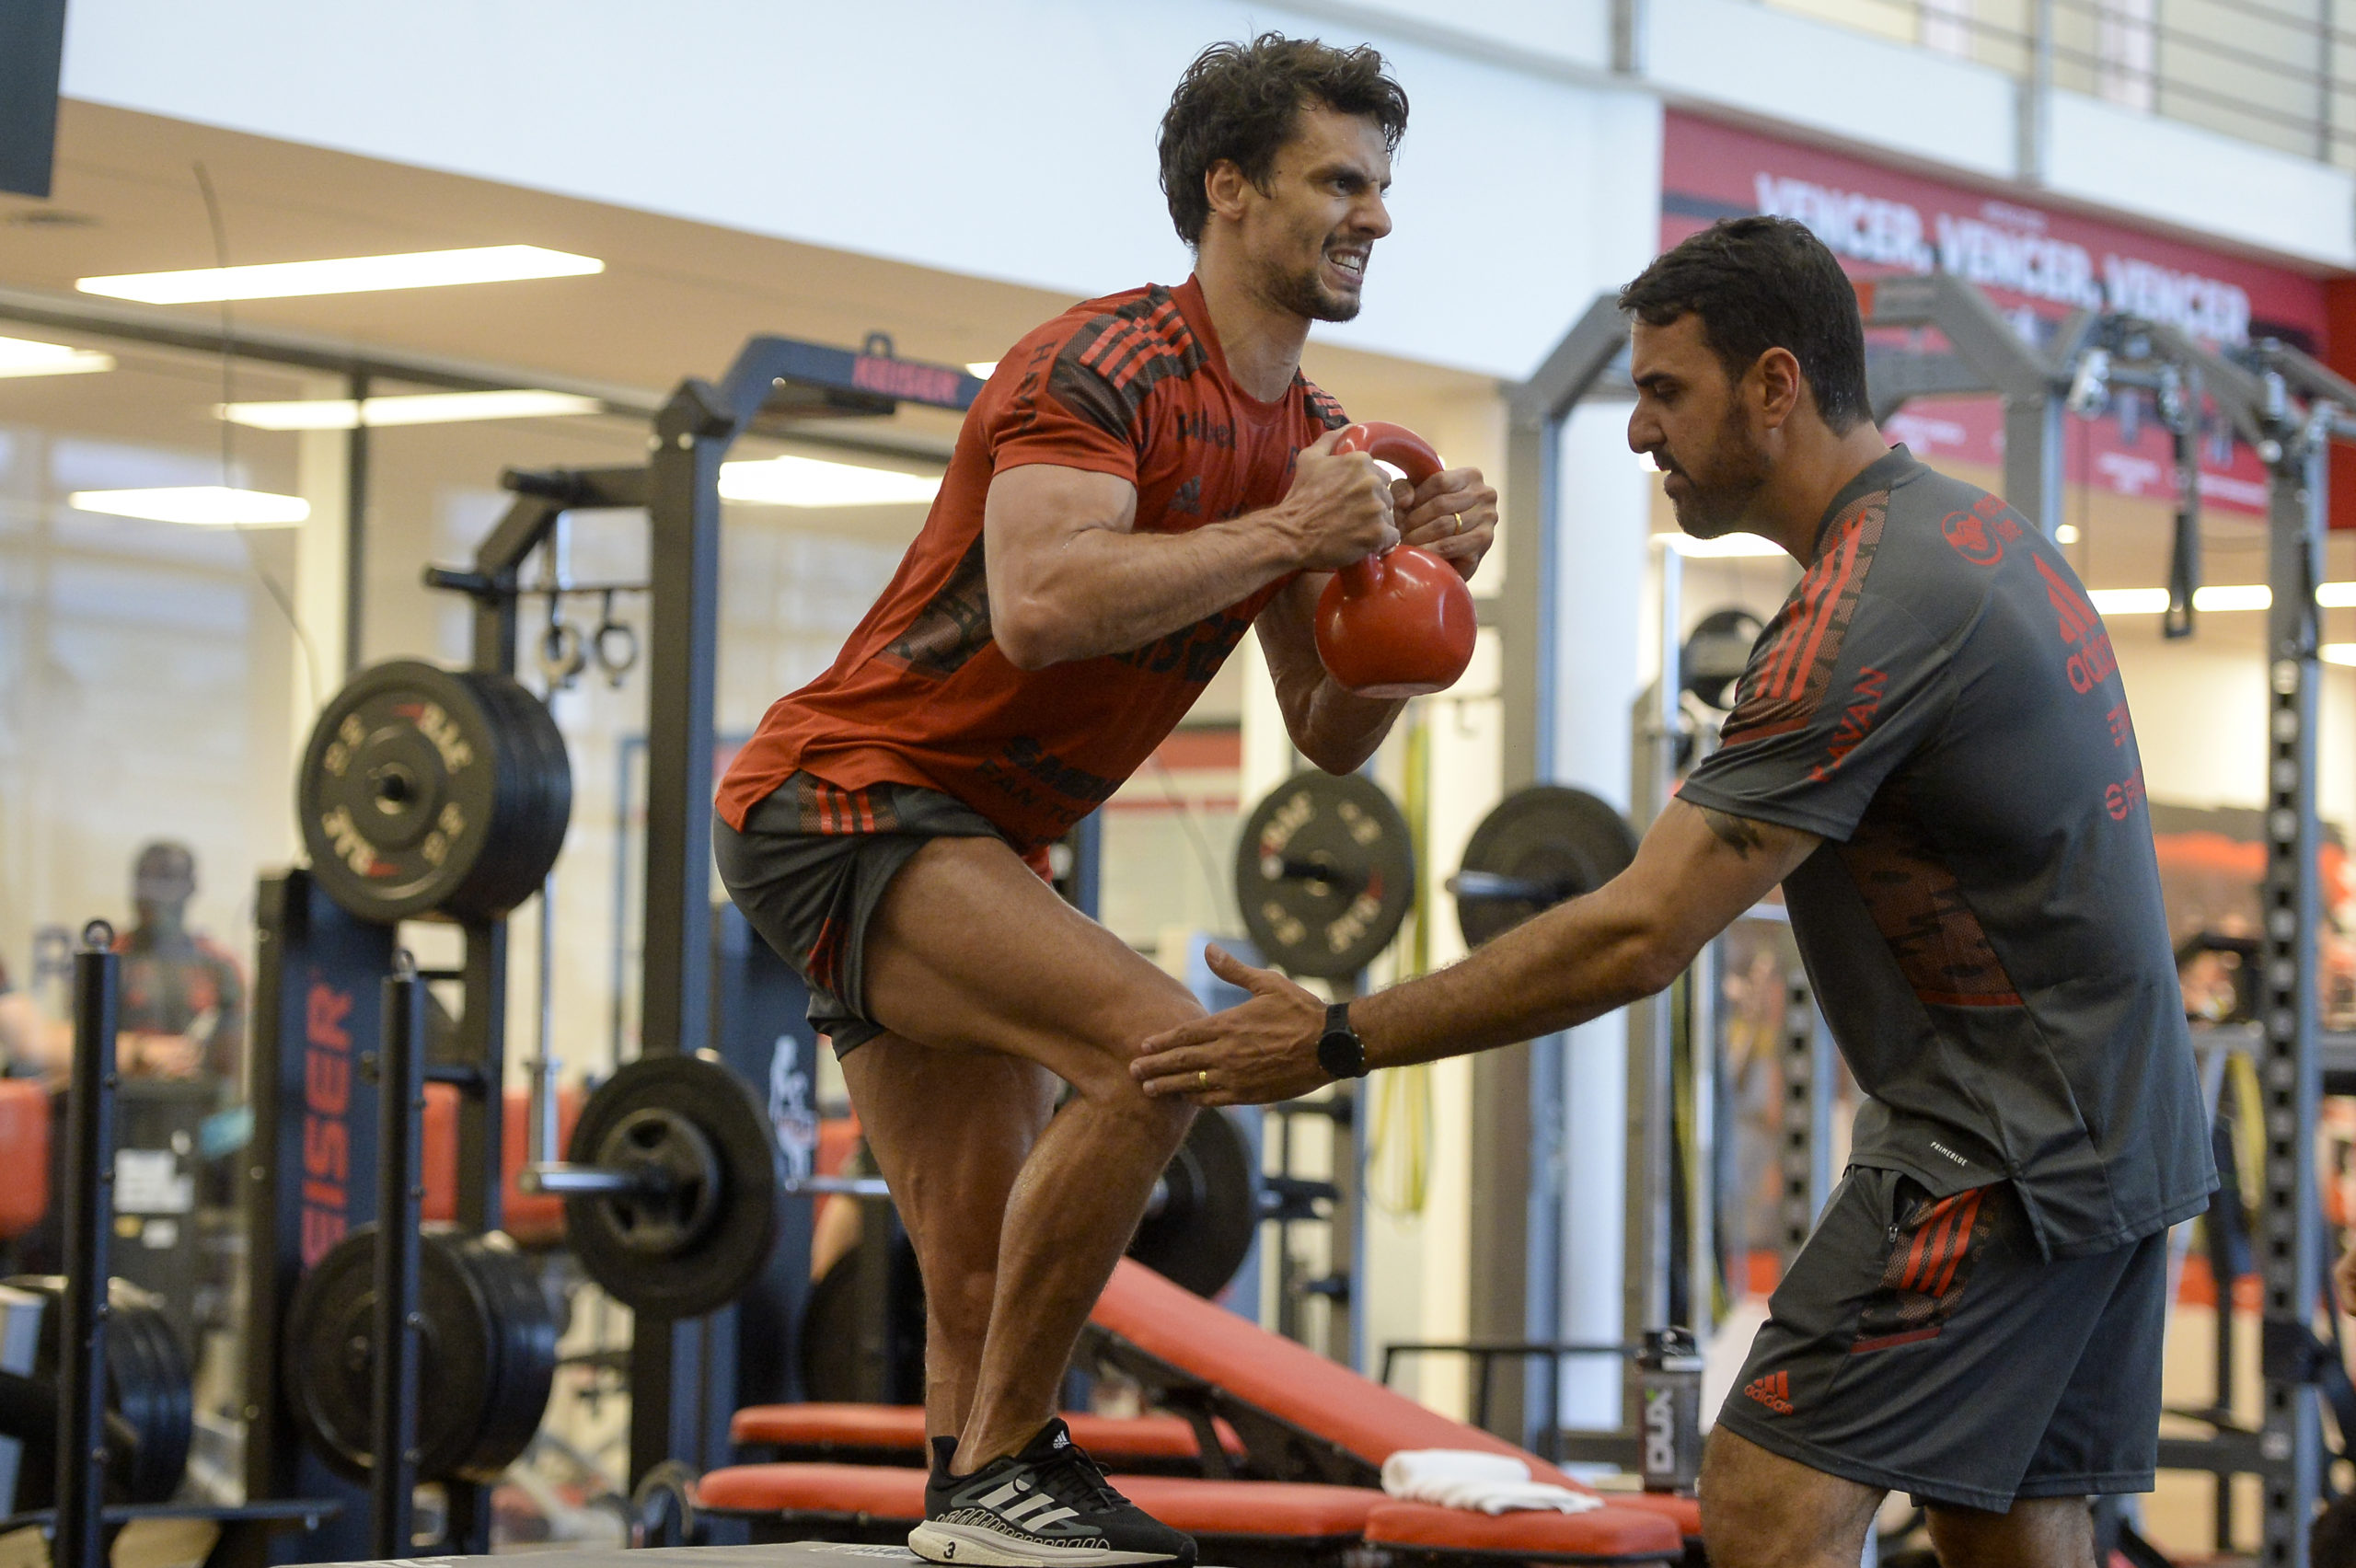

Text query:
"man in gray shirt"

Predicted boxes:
[[1132, 216, 2215, 1567]]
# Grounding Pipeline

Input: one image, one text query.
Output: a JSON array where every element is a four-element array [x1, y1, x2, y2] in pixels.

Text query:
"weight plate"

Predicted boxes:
[[5, 1275, 192, 1505], [454, 1231, 557, 1479], [564, 1056, 781, 1319], [1453, 786, 1639, 949], [1680, 607, 1766, 712], [281, 1227, 531, 1483], [109, 1296, 191, 1503], [1235, 773, 1415, 979], [297, 660, 572, 924], [1128, 1109, 1257, 1298]]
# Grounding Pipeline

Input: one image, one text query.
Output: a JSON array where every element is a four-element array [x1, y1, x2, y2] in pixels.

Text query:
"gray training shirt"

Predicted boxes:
[[1679, 446, 2217, 1259]]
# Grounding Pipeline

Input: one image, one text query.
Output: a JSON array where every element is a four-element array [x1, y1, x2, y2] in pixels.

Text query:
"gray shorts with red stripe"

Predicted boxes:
[[713, 771, 1022, 1055], [1715, 1164, 2165, 1511]]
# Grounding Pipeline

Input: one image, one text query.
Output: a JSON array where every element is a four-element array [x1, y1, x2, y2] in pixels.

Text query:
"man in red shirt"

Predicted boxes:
[[716, 33, 1496, 1568]]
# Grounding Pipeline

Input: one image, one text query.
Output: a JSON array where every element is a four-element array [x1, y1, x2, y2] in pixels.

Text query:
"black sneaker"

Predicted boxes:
[[910, 1418, 1196, 1567]]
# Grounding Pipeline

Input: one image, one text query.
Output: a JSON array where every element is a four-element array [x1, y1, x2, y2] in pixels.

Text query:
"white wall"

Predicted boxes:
[[1646, 0, 2017, 180], [58, 0, 1660, 382], [2045, 90, 2356, 271]]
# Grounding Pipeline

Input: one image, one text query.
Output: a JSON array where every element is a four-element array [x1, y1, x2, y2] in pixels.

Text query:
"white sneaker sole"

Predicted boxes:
[[907, 1521, 1185, 1568]]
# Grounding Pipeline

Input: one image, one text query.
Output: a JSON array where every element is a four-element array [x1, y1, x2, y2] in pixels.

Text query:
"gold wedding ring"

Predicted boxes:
[[1197, 1069, 1210, 1090]]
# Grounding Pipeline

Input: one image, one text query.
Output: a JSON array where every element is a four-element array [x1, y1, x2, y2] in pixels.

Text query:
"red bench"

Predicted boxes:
[[729, 1403, 1243, 1477], [698, 1260, 1691, 1563], [1080, 1258, 1702, 1541]]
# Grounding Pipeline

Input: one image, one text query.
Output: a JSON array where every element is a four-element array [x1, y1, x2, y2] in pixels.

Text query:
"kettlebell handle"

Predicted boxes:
[[1336, 421, 1444, 485], [1334, 421, 1444, 595]]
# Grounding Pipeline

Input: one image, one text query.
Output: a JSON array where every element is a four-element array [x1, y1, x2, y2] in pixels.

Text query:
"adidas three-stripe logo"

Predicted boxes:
[[978, 1478, 1081, 1530], [1743, 1370, 1795, 1414]]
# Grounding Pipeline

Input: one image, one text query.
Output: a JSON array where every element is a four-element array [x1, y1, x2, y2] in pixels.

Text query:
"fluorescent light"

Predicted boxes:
[[78, 244, 603, 305], [217, 389, 601, 430], [718, 455, 941, 508], [2094, 582, 2356, 615], [2054, 524, 2080, 545], [2325, 645, 2356, 667], [965, 362, 999, 379], [2087, 584, 2270, 615], [0, 335, 113, 378], [2194, 583, 2271, 612], [1661, 533, 1786, 559], [70, 486, 310, 527]]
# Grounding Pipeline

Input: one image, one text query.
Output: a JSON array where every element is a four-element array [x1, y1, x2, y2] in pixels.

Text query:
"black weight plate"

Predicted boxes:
[[297, 660, 571, 923], [110, 1297, 190, 1502], [1680, 607, 1766, 711], [1454, 786, 1639, 949], [1235, 773, 1415, 979], [454, 1232, 556, 1479], [5, 1275, 192, 1505], [1128, 1109, 1257, 1298], [564, 1056, 781, 1319], [281, 1227, 505, 1482], [473, 674, 574, 909]]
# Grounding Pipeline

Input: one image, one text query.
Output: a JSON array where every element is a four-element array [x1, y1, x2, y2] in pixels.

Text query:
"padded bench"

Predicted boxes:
[[1080, 1259, 1703, 1541], [695, 1461, 1681, 1568], [729, 1403, 1243, 1477]]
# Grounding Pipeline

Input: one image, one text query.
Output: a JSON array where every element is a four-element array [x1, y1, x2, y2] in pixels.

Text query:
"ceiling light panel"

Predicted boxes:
[[0, 335, 113, 378], [1662, 533, 1785, 559], [78, 245, 603, 305], [2086, 588, 2172, 615], [218, 389, 602, 430], [718, 455, 941, 508], [69, 487, 310, 527]]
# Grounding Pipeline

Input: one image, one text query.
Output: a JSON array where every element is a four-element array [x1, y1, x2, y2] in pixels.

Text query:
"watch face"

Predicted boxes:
[[1317, 1029, 1362, 1079]]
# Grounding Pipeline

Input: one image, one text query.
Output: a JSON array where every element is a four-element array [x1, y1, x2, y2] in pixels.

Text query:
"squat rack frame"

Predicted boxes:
[[424, 335, 983, 1486]]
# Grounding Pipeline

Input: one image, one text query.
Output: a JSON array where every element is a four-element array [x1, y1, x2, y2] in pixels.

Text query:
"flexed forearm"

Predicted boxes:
[[993, 512, 1302, 669], [984, 435, 1398, 672]]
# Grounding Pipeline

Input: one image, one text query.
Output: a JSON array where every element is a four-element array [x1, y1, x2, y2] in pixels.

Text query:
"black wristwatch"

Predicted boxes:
[[1315, 1000, 1369, 1080]]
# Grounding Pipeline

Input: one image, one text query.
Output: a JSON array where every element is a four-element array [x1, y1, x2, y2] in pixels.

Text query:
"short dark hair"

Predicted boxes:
[[1618, 216, 1872, 431], [1158, 33, 1408, 248]]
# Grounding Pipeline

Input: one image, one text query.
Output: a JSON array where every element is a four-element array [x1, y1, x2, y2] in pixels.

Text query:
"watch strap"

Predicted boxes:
[[1319, 1000, 1368, 1079]]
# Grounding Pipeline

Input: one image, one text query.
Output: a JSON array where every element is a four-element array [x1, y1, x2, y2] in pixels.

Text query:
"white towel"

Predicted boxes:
[[1379, 1449, 1604, 1516]]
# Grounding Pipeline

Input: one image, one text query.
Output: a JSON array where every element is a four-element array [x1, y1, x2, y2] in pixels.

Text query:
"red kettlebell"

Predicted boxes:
[[1313, 421, 1479, 698]]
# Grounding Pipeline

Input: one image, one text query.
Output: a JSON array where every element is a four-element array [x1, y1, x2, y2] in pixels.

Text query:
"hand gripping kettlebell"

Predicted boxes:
[[1312, 421, 1479, 699]]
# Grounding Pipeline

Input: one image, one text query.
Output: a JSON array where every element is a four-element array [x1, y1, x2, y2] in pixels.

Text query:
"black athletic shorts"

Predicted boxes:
[[712, 772, 1026, 1055], [1714, 1165, 2166, 1511]]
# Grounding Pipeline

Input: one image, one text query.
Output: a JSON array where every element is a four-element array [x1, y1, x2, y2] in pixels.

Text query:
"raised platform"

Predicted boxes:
[[318, 1548, 934, 1568]]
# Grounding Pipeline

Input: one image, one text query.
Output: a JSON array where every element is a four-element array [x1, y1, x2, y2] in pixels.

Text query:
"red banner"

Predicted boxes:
[[1662, 112, 2328, 518]]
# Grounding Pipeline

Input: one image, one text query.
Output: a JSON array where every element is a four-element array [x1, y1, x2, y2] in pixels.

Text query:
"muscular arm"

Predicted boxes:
[[1132, 799, 1822, 1103], [985, 425, 1410, 671], [984, 465, 1309, 670], [1359, 800, 1819, 1063]]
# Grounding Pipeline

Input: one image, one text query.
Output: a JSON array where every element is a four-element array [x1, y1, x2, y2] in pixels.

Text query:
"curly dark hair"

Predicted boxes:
[[1158, 33, 1408, 248], [1618, 216, 1873, 432]]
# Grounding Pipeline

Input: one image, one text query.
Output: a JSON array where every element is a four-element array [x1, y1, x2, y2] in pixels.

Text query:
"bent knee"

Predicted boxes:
[[1063, 991, 1205, 1095]]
